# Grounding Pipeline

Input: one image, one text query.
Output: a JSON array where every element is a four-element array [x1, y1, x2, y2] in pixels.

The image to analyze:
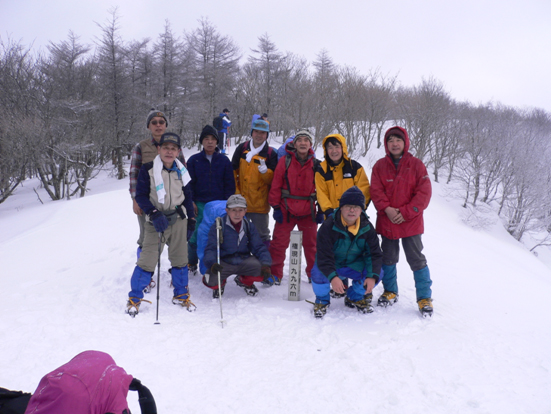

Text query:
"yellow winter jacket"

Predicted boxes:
[[232, 140, 279, 214], [315, 134, 371, 213]]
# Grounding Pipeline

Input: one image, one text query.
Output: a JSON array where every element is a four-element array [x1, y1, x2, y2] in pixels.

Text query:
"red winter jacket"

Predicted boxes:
[[269, 145, 317, 218], [371, 126, 432, 240]]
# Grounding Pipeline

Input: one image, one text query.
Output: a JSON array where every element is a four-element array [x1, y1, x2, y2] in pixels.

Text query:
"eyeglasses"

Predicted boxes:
[[342, 204, 362, 210], [150, 120, 166, 126]]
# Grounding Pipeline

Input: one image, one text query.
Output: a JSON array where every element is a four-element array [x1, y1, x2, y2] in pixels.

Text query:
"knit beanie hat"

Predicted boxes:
[[339, 186, 365, 209], [386, 128, 405, 142], [199, 125, 219, 144], [293, 129, 314, 144], [146, 109, 168, 128]]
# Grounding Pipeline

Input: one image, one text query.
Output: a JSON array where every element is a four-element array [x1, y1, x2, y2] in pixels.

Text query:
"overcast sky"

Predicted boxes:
[[2, 0, 550, 112]]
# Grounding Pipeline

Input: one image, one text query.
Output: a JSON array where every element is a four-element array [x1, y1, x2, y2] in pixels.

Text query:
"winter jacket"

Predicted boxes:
[[188, 149, 235, 203], [203, 214, 271, 269], [232, 140, 278, 214], [315, 134, 371, 214], [218, 113, 232, 134], [371, 126, 431, 240], [129, 137, 186, 198], [315, 209, 382, 282], [135, 159, 195, 219], [269, 143, 318, 219], [25, 350, 134, 414]]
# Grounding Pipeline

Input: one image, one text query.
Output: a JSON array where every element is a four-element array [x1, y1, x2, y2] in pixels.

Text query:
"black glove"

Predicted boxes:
[[187, 219, 196, 240], [273, 208, 283, 224], [210, 263, 223, 275], [149, 209, 168, 233], [316, 212, 325, 224], [261, 265, 272, 282], [324, 208, 334, 219]]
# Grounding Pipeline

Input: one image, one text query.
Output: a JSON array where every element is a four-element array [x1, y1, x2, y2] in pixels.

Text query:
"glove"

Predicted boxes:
[[316, 212, 325, 224], [187, 219, 196, 240], [260, 265, 272, 282], [258, 159, 268, 174], [149, 209, 168, 233], [324, 208, 334, 219], [273, 208, 283, 224], [210, 263, 223, 275]]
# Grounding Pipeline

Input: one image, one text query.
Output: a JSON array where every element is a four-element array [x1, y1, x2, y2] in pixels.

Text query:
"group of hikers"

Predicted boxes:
[[126, 108, 434, 319]]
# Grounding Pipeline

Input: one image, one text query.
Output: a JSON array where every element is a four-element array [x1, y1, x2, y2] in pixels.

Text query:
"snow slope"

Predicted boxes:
[[1, 152, 550, 414]]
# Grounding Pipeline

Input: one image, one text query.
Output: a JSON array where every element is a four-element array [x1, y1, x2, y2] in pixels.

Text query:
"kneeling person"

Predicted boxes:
[[310, 186, 382, 318], [203, 195, 272, 297], [127, 133, 196, 316]]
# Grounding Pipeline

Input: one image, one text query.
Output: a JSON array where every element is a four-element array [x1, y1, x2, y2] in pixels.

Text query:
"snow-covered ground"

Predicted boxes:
[[1, 146, 550, 414]]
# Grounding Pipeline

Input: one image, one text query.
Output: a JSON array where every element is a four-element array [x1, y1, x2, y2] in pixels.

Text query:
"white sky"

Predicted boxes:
[[2, 0, 551, 112]]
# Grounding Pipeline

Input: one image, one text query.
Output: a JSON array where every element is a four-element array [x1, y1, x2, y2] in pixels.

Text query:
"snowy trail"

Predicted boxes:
[[1, 169, 551, 413]]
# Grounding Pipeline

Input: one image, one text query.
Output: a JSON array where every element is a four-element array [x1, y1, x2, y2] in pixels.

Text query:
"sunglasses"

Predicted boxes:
[[150, 120, 166, 126]]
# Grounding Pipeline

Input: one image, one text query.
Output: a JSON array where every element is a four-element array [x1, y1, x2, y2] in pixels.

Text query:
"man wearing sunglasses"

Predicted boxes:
[[129, 109, 187, 260]]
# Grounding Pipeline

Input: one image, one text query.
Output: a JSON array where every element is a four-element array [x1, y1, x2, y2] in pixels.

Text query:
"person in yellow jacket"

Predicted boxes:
[[315, 134, 371, 219], [231, 119, 279, 246]]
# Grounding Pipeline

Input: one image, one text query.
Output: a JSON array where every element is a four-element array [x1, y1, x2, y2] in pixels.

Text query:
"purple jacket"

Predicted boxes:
[[25, 351, 133, 414]]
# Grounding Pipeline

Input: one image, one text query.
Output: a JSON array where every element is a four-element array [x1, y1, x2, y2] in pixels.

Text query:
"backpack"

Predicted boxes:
[[213, 115, 223, 131]]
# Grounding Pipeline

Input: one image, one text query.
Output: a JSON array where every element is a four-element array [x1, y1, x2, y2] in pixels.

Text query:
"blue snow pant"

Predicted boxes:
[[311, 265, 367, 305], [129, 265, 189, 300], [380, 235, 432, 300]]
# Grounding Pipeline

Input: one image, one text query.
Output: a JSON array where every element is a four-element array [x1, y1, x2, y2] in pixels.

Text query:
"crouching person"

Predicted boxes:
[[310, 187, 382, 318], [127, 133, 196, 316], [202, 195, 272, 298]]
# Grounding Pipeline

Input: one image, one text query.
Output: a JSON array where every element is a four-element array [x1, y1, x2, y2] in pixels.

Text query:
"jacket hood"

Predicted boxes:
[[322, 134, 349, 162], [383, 126, 410, 156], [25, 350, 133, 414]]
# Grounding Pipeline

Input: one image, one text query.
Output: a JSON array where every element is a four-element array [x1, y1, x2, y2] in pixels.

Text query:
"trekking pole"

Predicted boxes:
[[216, 217, 225, 328], [154, 232, 162, 325]]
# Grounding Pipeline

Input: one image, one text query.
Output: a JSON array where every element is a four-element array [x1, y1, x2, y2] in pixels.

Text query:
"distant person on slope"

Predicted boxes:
[[310, 186, 382, 318], [370, 126, 434, 317], [127, 133, 196, 316], [213, 108, 232, 155], [315, 133, 371, 220]]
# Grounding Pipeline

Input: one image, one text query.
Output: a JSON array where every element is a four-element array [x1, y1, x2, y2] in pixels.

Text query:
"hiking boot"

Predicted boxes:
[[172, 294, 197, 312], [313, 302, 329, 319], [345, 296, 374, 314], [235, 276, 259, 296], [418, 298, 433, 317], [330, 279, 349, 298], [377, 291, 399, 307], [364, 292, 373, 302], [213, 284, 225, 299], [126, 297, 151, 318], [143, 277, 156, 294], [188, 264, 199, 276], [261, 275, 281, 287]]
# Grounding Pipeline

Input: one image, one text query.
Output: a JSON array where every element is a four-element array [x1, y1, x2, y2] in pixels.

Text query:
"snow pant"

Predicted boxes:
[[188, 201, 206, 266], [246, 212, 270, 242], [217, 132, 227, 152], [137, 218, 188, 272], [380, 234, 432, 300], [269, 216, 317, 281], [203, 256, 263, 289], [129, 265, 189, 300], [311, 265, 367, 304], [136, 213, 146, 247]]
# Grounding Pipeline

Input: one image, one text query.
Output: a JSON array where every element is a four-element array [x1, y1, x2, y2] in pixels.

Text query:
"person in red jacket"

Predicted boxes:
[[370, 126, 434, 316], [267, 130, 322, 286]]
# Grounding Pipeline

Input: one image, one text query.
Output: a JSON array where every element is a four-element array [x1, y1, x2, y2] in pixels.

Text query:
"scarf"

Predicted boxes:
[[245, 140, 265, 163], [153, 155, 191, 204]]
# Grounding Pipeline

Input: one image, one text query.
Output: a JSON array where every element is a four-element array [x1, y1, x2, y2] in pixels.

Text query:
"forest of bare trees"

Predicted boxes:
[[1, 12, 551, 247]]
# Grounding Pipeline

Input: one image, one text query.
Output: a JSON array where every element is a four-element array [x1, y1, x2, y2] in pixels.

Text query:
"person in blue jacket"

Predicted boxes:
[[187, 125, 236, 275], [202, 195, 272, 298], [310, 186, 382, 318], [216, 108, 232, 154]]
